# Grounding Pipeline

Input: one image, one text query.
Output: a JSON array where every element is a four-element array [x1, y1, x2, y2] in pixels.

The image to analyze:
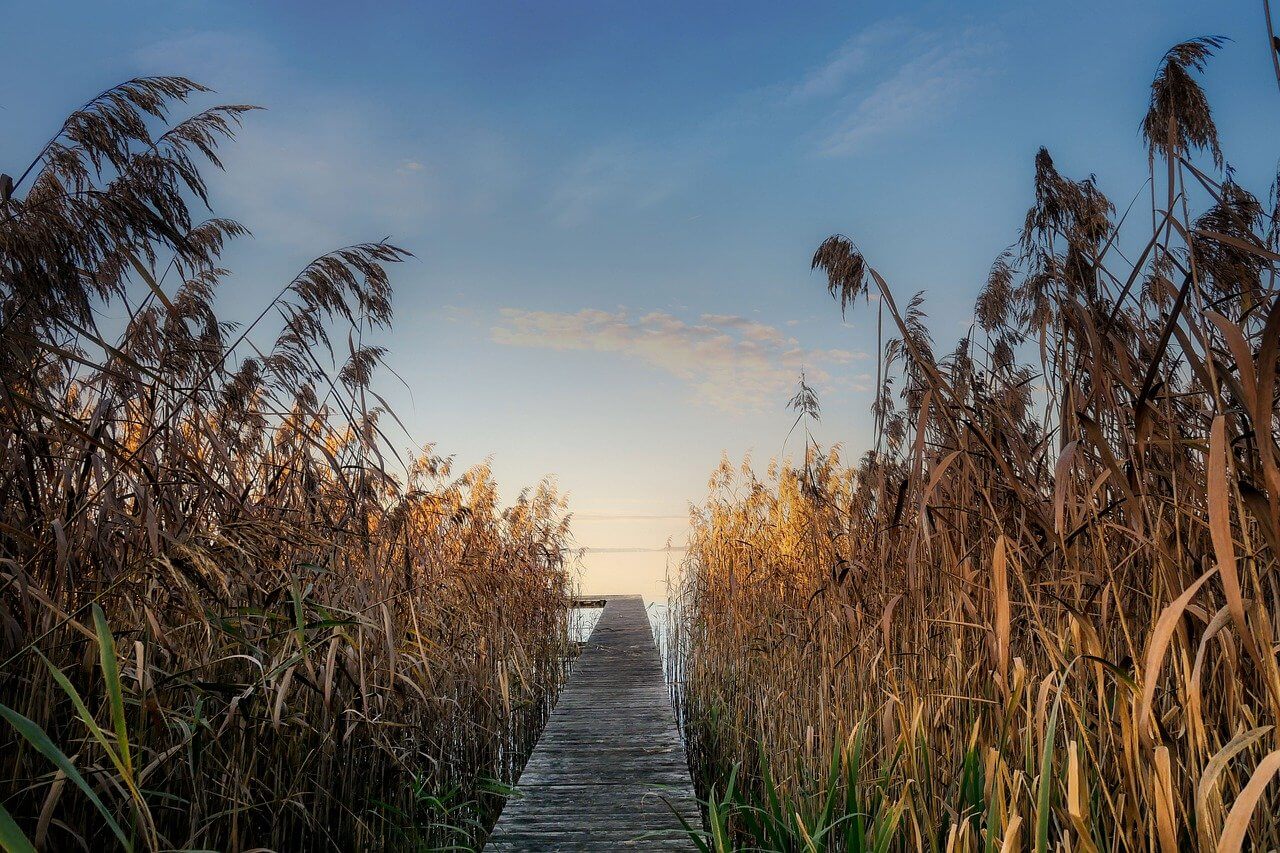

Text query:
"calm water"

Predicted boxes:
[[569, 606, 603, 643]]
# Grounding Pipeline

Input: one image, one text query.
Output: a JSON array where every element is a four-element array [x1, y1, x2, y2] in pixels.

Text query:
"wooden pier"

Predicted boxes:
[[486, 595, 699, 850]]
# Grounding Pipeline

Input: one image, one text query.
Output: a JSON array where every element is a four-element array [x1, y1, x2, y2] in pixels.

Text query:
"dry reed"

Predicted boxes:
[[0, 78, 574, 851], [672, 34, 1280, 852]]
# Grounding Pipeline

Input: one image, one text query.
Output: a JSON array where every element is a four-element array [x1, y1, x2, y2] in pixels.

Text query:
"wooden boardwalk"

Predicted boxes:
[[486, 595, 699, 850]]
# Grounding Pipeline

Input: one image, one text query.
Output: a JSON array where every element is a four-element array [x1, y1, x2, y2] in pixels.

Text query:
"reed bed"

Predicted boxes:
[[0, 78, 574, 851], [671, 35, 1280, 852]]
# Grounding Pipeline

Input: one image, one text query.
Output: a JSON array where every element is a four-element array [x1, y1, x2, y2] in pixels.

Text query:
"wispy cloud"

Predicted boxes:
[[783, 21, 1000, 157], [212, 107, 435, 248], [538, 17, 999, 224], [546, 143, 688, 227], [788, 19, 912, 102], [490, 308, 863, 410], [135, 31, 523, 249], [819, 29, 997, 156], [579, 546, 688, 554], [133, 30, 281, 93], [135, 32, 431, 248], [574, 513, 688, 521]]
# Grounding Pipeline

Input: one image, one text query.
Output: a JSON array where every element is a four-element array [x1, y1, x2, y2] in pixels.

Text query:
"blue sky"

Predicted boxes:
[[5, 0, 1278, 597]]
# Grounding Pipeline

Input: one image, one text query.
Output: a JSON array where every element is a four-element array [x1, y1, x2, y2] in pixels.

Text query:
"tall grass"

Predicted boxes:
[[0, 79, 574, 850], [671, 34, 1280, 852]]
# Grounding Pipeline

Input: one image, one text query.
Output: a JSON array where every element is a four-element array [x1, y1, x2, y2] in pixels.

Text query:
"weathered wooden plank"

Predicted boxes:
[[486, 595, 699, 850]]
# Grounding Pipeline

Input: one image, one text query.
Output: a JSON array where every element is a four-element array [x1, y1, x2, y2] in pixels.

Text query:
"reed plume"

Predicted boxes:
[[0, 78, 573, 851], [672, 35, 1280, 852]]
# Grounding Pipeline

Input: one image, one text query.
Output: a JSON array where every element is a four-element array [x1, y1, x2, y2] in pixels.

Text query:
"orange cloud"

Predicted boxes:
[[491, 308, 863, 410]]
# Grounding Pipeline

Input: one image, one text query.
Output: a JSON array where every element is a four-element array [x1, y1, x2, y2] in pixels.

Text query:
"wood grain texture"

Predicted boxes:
[[486, 595, 699, 850]]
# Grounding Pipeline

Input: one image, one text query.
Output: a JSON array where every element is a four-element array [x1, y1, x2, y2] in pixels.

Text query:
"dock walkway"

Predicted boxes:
[[486, 595, 699, 850]]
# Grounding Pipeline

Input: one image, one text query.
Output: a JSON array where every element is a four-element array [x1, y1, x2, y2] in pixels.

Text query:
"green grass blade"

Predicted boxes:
[[1036, 677, 1066, 853], [709, 783, 731, 852], [0, 800, 37, 853], [871, 796, 905, 853], [0, 703, 132, 852], [667, 796, 712, 853], [92, 605, 132, 778], [847, 724, 866, 851], [756, 746, 787, 846], [36, 651, 123, 773]]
